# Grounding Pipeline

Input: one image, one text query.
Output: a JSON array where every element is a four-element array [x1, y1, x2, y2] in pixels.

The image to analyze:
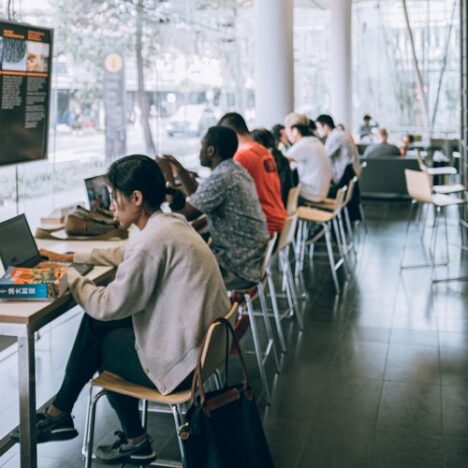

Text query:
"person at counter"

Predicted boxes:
[[160, 126, 270, 291], [25, 155, 230, 465]]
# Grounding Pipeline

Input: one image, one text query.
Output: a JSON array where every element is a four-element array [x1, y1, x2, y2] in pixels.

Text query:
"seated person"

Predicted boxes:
[[271, 123, 291, 152], [283, 113, 332, 204], [160, 126, 270, 291], [251, 127, 298, 207], [29, 155, 230, 465], [363, 128, 401, 158], [218, 112, 287, 235], [400, 133, 415, 156]]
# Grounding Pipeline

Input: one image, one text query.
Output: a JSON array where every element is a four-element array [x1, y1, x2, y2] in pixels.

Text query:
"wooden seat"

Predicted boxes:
[[90, 372, 192, 405], [297, 206, 334, 223]]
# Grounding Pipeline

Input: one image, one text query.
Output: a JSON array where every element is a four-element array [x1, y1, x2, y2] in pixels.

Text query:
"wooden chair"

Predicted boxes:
[[400, 169, 466, 279], [296, 186, 348, 294], [229, 234, 281, 405], [83, 303, 238, 468]]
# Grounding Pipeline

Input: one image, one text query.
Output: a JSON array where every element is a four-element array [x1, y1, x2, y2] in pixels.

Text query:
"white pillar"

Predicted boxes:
[[330, 0, 352, 129], [254, 0, 294, 129]]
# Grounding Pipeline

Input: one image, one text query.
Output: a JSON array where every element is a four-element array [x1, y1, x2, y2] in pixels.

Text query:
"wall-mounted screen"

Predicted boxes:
[[0, 20, 53, 166]]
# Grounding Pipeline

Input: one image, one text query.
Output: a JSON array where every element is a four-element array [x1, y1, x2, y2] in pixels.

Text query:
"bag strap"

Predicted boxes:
[[35, 227, 128, 241], [190, 317, 250, 410]]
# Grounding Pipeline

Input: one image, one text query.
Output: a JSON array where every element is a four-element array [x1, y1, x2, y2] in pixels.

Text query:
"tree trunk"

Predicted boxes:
[[136, 0, 156, 155], [402, 0, 430, 132]]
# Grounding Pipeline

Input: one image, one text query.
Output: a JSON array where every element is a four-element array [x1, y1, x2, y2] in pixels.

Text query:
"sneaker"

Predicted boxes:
[[95, 431, 157, 465], [12, 411, 78, 443]]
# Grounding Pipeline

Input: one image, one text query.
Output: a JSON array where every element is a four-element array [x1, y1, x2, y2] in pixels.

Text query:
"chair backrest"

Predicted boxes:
[[200, 302, 238, 382], [260, 233, 278, 276], [277, 215, 298, 252], [333, 186, 348, 214], [404, 169, 432, 203], [343, 176, 358, 207], [286, 184, 302, 215]]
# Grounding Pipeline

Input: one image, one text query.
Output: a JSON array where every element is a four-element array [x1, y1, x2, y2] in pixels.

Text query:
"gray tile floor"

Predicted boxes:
[[1, 201, 468, 467]]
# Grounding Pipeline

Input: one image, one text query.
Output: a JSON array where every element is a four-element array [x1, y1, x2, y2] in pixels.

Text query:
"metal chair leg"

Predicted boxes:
[[281, 250, 304, 331], [85, 390, 108, 468], [257, 282, 281, 373], [245, 294, 272, 405], [324, 223, 341, 294], [82, 384, 94, 457], [170, 405, 186, 464], [266, 270, 287, 353]]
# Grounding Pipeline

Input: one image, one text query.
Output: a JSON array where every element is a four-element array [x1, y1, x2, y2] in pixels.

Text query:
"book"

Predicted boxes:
[[0, 266, 68, 300]]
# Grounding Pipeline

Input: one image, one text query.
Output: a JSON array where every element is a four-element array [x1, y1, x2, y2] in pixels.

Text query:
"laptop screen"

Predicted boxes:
[[0, 215, 40, 268], [85, 175, 111, 211]]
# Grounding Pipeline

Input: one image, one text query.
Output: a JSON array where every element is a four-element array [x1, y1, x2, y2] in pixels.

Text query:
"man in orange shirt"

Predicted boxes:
[[218, 112, 287, 234]]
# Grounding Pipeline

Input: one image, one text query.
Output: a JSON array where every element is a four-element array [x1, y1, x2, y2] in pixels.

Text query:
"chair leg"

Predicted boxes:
[[333, 218, 350, 276], [282, 250, 304, 331], [81, 384, 94, 457], [245, 294, 272, 405], [257, 282, 281, 373], [337, 212, 353, 270], [170, 405, 186, 464], [359, 203, 368, 234], [84, 390, 108, 468], [141, 399, 149, 430], [344, 207, 358, 259], [266, 270, 287, 353], [324, 223, 341, 294]]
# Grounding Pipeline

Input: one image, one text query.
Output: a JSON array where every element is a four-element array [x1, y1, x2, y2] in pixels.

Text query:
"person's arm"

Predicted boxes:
[[67, 247, 160, 321], [159, 155, 198, 195], [324, 133, 342, 159], [39, 245, 125, 267]]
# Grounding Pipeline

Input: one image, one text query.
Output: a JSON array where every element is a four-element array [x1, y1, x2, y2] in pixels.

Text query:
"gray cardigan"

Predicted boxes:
[[67, 212, 230, 395]]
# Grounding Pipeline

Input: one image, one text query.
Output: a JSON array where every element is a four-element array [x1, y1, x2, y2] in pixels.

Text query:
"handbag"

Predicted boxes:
[[35, 206, 128, 241], [180, 317, 275, 468]]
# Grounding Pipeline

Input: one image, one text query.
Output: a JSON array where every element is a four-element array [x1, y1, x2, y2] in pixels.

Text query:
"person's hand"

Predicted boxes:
[[39, 249, 74, 263]]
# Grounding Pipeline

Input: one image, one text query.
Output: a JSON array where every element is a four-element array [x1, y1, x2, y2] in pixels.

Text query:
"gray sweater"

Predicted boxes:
[[67, 211, 230, 395]]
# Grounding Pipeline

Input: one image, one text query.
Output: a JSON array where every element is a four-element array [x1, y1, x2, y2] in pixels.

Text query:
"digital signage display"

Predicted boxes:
[[0, 20, 53, 166]]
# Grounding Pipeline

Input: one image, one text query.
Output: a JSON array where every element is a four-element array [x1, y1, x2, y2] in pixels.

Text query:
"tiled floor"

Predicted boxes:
[[0, 200, 467, 467]]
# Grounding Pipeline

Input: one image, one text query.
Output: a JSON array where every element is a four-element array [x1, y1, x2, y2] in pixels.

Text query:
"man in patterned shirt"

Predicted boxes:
[[160, 126, 270, 290]]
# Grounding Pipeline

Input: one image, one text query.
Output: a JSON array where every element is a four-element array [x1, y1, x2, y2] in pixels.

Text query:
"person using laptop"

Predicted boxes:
[[25, 155, 230, 465]]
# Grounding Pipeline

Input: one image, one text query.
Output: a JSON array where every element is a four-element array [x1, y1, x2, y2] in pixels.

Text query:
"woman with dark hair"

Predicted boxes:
[[271, 123, 290, 152], [29, 155, 230, 465], [251, 128, 297, 206]]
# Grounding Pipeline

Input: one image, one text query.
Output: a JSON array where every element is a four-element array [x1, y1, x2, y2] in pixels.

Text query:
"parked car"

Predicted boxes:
[[166, 105, 217, 137]]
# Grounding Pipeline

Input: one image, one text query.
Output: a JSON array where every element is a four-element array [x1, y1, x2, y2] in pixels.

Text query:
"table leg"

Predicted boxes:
[[18, 330, 37, 468]]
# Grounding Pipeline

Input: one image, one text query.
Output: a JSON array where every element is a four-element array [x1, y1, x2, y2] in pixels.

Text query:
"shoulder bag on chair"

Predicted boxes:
[[180, 317, 275, 468]]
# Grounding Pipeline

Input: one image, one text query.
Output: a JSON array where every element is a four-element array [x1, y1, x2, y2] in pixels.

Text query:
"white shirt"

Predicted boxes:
[[286, 136, 332, 202]]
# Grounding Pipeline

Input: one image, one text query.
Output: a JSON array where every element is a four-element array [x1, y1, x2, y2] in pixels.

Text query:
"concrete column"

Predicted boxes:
[[330, 0, 352, 129], [254, 0, 294, 128]]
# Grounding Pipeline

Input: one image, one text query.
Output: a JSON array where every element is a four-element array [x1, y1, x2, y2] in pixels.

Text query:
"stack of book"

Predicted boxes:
[[0, 266, 67, 300]]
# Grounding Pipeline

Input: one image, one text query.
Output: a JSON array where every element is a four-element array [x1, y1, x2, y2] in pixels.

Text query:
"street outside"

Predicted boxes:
[[0, 122, 203, 226]]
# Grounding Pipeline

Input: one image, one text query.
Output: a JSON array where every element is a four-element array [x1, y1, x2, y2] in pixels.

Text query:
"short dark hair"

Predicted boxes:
[[316, 114, 335, 129], [363, 114, 371, 121], [107, 154, 166, 210], [205, 126, 239, 160], [308, 119, 317, 132], [218, 112, 250, 135], [271, 124, 285, 143], [291, 124, 312, 137], [251, 128, 276, 150]]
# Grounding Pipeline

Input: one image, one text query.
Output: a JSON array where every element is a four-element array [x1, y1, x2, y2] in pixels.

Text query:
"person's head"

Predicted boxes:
[[316, 114, 336, 139], [309, 119, 317, 133], [401, 133, 415, 146], [251, 128, 276, 150], [106, 155, 166, 229], [271, 124, 288, 146], [284, 112, 310, 144], [378, 128, 389, 143], [217, 112, 250, 136], [337, 123, 346, 132], [199, 126, 238, 169], [363, 114, 371, 124]]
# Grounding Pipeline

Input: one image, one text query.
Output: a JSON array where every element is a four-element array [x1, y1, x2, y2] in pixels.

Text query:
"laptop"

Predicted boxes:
[[0, 214, 93, 275], [85, 175, 111, 211]]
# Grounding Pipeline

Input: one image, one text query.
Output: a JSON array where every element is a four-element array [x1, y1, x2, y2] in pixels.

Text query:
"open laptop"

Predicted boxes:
[[85, 175, 111, 211], [0, 214, 93, 275]]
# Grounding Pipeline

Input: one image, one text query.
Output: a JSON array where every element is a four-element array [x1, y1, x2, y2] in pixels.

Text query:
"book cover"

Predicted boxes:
[[0, 266, 68, 300]]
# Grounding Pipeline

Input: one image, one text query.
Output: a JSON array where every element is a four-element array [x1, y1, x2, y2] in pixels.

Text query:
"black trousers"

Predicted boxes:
[[54, 314, 153, 438]]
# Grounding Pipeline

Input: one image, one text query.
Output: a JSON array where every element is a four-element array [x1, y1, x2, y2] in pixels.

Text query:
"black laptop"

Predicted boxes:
[[0, 214, 93, 275]]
